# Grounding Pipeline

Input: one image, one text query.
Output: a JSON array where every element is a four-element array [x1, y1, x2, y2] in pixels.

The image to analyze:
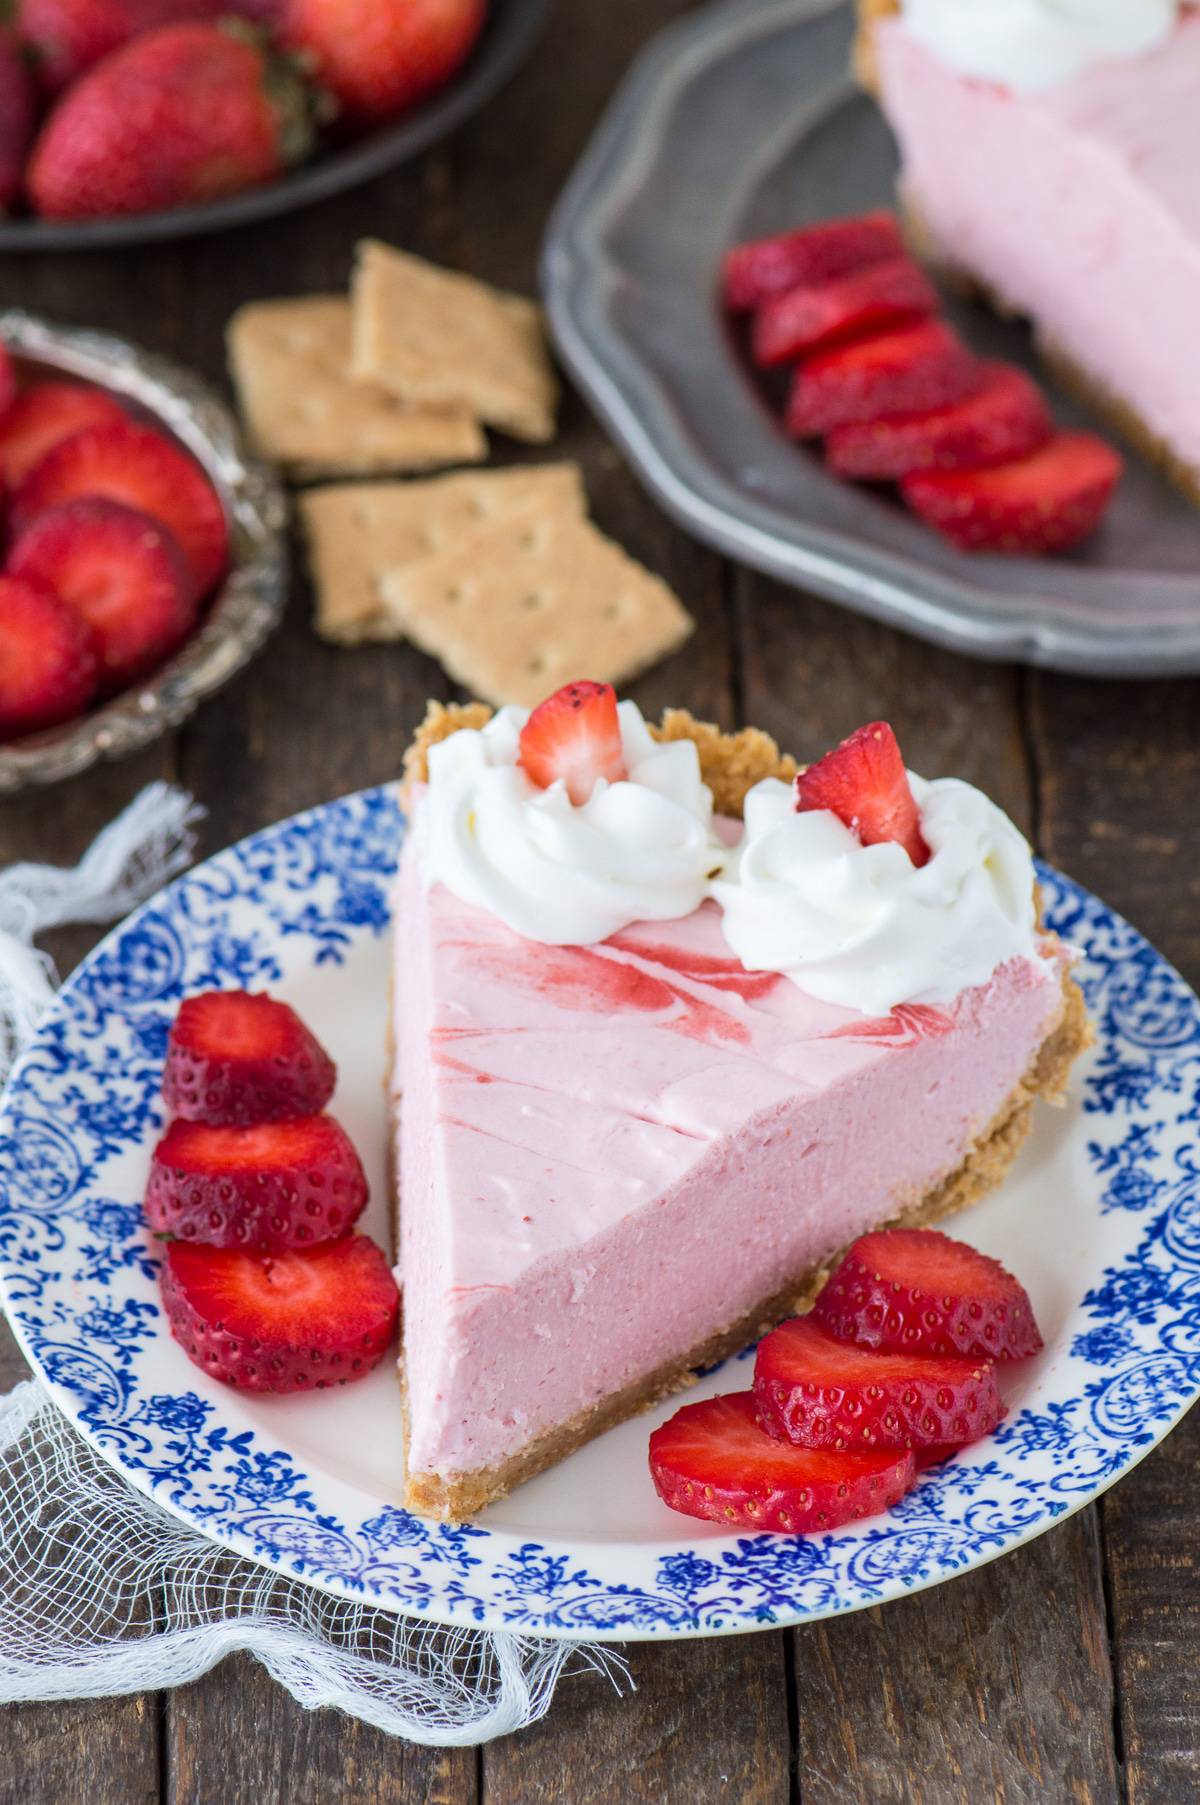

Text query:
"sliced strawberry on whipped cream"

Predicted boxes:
[[812, 1227, 1043, 1363], [517, 678, 627, 805], [901, 431, 1123, 555], [752, 255, 939, 367], [795, 720, 931, 868], [754, 1315, 1005, 1451], [825, 361, 1053, 480], [722, 209, 903, 312], [786, 318, 980, 438], [649, 1390, 915, 1533]]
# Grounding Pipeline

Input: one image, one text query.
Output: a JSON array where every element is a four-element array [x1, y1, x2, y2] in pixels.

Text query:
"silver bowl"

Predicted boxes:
[[0, 310, 287, 793]]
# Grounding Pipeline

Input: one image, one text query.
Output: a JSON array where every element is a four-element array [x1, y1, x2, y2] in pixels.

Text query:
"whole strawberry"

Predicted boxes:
[[14, 0, 226, 94], [27, 21, 315, 221], [281, 0, 486, 126], [0, 27, 36, 210]]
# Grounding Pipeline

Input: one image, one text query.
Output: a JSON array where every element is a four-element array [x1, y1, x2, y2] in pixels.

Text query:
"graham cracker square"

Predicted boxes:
[[300, 463, 587, 646], [350, 241, 559, 444], [381, 508, 694, 705], [227, 295, 486, 479]]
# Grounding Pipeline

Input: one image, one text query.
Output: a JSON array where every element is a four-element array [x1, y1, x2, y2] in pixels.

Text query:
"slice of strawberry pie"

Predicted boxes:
[[392, 688, 1088, 1520]]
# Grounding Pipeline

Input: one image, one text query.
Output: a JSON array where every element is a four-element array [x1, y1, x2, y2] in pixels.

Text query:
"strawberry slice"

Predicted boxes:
[[0, 382, 127, 489], [145, 1115, 368, 1251], [9, 499, 198, 690], [901, 431, 1123, 555], [0, 573, 98, 738], [161, 1234, 399, 1393], [825, 362, 1052, 480], [795, 721, 930, 868], [754, 1316, 1005, 1451], [723, 209, 903, 312], [786, 319, 980, 438], [752, 256, 939, 367], [14, 421, 229, 595], [163, 989, 337, 1124], [649, 1391, 914, 1533], [0, 342, 15, 420], [811, 1228, 1043, 1362], [518, 679, 627, 806]]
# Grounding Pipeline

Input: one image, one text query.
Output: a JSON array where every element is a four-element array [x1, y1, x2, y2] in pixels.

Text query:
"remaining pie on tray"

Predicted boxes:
[[855, 0, 1200, 502], [390, 685, 1089, 1521]]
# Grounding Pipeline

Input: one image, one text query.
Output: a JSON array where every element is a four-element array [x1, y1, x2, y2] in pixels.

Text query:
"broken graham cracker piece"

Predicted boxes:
[[382, 509, 694, 708], [301, 463, 586, 646], [653, 710, 798, 819], [227, 295, 486, 479], [401, 700, 795, 821], [351, 240, 558, 444]]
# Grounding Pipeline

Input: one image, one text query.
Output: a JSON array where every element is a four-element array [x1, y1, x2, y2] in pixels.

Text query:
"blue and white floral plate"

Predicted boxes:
[[0, 787, 1198, 1641]]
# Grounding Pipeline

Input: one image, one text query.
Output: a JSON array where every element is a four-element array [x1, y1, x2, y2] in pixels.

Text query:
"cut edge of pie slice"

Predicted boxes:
[[391, 703, 1091, 1522]]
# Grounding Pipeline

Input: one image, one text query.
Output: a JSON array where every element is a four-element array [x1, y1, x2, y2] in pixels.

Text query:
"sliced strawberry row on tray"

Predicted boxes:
[[723, 208, 1123, 555], [650, 1228, 1042, 1536], [145, 988, 398, 1395]]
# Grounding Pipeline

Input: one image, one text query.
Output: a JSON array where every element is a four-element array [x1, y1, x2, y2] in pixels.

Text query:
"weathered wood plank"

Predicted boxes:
[[483, 1637, 792, 1804], [167, 1655, 476, 1805], [1029, 669, 1200, 1805]]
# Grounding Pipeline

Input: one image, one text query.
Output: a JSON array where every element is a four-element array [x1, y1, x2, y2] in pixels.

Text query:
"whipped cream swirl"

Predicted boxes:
[[420, 702, 723, 944], [711, 774, 1038, 1015], [900, 0, 1179, 93]]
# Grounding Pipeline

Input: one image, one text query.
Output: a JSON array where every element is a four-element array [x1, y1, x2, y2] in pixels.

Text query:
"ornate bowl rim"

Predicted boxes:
[[0, 309, 288, 793]]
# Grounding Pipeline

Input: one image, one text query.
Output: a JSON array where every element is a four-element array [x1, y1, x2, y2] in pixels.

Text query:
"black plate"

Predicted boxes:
[[0, 0, 550, 252]]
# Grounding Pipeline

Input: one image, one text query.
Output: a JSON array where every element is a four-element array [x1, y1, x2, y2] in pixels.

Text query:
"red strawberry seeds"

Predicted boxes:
[[26, 21, 313, 222], [14, 420, 229, 595], [902, 431, 1124, 555], [723, 209, 903, 312], [161, 1234, 399, 1393], [753, 1315, 1005, 1452], [649, 1391, 915, 1533], [786, 319, 981, 438], [145, 1114, 368, 1250], [9, 498, 197, 689], [163, 990, 337, 1124], [795, 721, 930, 868], [825, 361, 1053, 480], [0, 573, 98, 738], [518, 679, 627, 807], [752, 255, 939, 367], [811, 1228, 1044, 1363]]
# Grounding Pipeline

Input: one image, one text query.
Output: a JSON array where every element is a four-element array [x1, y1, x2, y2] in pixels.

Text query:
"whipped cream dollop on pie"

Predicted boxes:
[[713, 772, 1039, 1015], [420, 700, 723, 944], [898, 0, 1180, 93]]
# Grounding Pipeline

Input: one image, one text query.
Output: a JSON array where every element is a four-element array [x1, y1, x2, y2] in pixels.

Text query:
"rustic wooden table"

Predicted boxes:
[[0, 2, 1197, 1799]]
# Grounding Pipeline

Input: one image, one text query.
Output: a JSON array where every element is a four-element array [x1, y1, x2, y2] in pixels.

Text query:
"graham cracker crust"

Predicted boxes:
[[853, 0, 1200, 506], [402, 965, 1090, 1523]]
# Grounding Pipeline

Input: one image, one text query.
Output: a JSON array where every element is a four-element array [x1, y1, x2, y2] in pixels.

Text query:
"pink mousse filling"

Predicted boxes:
[[875, 13, 1200, 473], [394, 811, 1066, 1483]]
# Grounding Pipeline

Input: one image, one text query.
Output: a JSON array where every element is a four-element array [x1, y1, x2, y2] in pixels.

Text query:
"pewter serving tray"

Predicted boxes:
[[541, 0, 1200, 676]]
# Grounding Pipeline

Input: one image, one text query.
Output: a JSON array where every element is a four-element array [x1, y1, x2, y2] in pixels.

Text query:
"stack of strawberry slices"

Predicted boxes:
[[146, 990, 398, 1395], [0, 349, 229, 741], [723, 209, 1123, 556], [650, 1228, 1042, 1536]]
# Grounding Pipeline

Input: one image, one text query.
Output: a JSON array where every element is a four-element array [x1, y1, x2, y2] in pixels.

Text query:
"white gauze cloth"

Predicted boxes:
[[0, 785, 623, 1743]]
